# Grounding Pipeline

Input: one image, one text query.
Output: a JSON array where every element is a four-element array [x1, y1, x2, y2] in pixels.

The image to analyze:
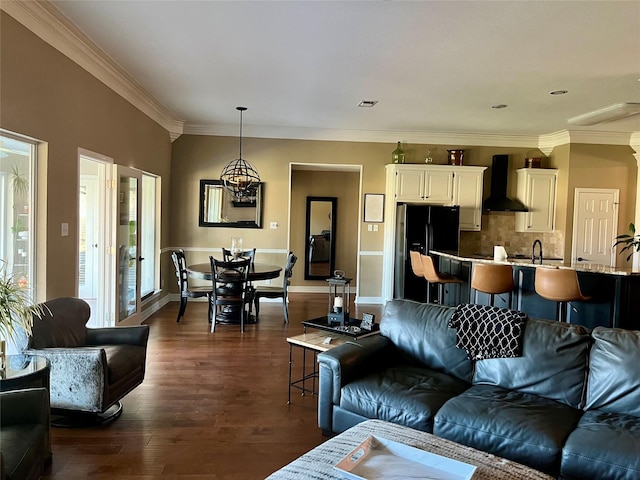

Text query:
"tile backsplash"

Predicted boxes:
[[460, 212, 564, 259]]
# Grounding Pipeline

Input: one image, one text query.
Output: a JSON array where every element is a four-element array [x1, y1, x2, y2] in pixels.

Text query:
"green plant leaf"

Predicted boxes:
[[0, 260, 47, 347]]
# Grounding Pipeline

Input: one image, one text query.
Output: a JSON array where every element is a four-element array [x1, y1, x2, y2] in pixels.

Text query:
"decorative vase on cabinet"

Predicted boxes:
[[392, 142, 405, 164]]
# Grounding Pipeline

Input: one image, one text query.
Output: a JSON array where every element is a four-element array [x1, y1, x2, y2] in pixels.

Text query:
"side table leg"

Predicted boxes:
[[288, 343, 293, 404], [301, 347, 307, 396], [312, 351, 318, 394]]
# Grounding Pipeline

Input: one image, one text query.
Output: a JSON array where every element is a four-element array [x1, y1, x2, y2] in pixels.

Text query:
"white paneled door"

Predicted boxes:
[[572, 188, 619, 267]]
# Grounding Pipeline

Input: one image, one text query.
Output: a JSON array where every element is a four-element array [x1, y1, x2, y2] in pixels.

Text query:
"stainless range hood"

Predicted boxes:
[[483, 155, 528, 212]]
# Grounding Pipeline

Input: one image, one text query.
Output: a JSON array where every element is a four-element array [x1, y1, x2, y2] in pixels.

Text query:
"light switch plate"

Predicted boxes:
[[61, 222, 69, 236], [270, 221, 278, 229]]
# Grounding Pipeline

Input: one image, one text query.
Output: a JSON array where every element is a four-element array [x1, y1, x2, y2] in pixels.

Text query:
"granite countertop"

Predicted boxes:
[[431, 250, 638, 276]]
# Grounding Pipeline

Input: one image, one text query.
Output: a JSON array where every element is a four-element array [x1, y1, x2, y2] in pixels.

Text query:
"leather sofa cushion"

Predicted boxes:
[[473, 318, 590, 408], [103, 345, 146, 384], [29, 297, 90, 348], [340, 365, 470, 433], [0, 423, 46, 480], [434, 384, 582, 475], [561, 410, 640, 480], [586, 327, 640, 416], [381, 300, 473, 383]]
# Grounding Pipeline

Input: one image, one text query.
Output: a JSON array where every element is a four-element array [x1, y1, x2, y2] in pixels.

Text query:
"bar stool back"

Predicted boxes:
[[419, 254, 463, 305], [534, 267, 591, 323], [409, 250, 424, 278], [471, 263, 514, 307]]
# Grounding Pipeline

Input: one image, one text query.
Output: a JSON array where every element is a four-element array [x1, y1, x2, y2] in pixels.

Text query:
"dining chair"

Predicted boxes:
[[254, 252, 297, 323], [209, 256, 252, 332], [171, 249, 213, 322], [221, 247, 257, 314]]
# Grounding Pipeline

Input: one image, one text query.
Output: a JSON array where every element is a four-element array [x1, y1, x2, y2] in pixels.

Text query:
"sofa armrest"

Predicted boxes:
[[0, 387, 49, 427], [0, 387, 51, 468], [317, 335, 393, 433], [86, 325, 149, 347], [25, 347, 107, 412]]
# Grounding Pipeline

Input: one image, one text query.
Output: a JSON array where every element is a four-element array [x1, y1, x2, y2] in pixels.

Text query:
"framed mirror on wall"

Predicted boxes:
[[199, 179, 263, 228], [305, 196, 337, 280]]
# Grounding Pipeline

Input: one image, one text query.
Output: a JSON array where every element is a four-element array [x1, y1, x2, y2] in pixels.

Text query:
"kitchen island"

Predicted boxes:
[[431, 250, 640, 330]]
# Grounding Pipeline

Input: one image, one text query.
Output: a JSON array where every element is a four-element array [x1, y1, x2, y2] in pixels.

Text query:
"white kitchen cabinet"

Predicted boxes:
[[452, 167, 486, 231], [394, 165, 453, 203], [515, 168, 557, 232], [386, 164, 486, 231]]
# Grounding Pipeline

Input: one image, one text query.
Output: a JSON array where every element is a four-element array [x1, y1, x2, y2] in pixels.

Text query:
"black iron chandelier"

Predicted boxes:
[[220, 106, 261, 199]]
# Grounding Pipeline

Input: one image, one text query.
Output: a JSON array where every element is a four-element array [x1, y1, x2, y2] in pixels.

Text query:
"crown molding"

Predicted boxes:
[[1, 0, 184, 139], [631, 132, 640, 154], [183, 122, 540, 148], [538, 129, 636, 155]]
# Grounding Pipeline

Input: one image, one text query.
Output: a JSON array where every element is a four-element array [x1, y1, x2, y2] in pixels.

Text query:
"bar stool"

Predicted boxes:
[[409, 250, 424, 278], [419, 254, 463, 305], [471, 263, 514, 307], [534, 267, 591, 323]]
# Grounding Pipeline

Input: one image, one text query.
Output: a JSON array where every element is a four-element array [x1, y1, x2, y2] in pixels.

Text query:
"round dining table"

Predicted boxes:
[[187, 262, 282, 282]]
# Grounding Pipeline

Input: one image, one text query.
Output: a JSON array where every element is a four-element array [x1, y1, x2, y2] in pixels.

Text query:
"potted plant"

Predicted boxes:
[[0, 261, 46, 367], [613, 223, 640, 262], [10, 165, 29, 198]]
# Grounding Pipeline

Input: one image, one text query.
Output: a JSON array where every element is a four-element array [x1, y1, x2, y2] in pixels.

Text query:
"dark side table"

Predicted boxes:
[[0, 354, 50, 392], [286, 317, 379, 404]]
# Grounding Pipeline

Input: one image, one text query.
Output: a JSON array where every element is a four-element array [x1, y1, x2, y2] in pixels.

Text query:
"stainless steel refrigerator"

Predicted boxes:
[[394, 204, 460, 302]]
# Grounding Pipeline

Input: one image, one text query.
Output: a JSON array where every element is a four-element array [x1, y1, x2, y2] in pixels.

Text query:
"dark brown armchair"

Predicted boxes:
[[24, 297, 149, 425]]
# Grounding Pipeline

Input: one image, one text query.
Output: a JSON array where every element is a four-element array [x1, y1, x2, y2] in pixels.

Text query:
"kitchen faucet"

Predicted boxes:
[[532, 239, 543, 264]]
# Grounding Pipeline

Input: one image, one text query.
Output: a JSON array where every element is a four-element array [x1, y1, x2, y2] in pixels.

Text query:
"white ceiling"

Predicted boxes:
[[39, 1, 640, 141]]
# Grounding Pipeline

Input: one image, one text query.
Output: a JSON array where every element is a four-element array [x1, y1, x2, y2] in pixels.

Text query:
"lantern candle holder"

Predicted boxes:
[[327, 272, 351, 326]]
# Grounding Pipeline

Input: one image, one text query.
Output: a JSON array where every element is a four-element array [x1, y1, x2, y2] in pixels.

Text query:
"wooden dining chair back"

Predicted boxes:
[[171, 249, 213, 322], [221, 247, 257, 312], [209, 256, 252, 332], [221, 247, 256, 264], [254, 252, 297, 323], [419, 254, 463, 305]]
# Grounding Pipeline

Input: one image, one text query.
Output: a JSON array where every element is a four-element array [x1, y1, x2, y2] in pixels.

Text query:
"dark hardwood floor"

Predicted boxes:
[[41, 293, 383, 479]]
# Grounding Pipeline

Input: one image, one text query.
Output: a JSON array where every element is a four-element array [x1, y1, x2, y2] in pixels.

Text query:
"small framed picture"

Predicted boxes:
[[364, 193, 384, 223], [360, 313, 376, 331]]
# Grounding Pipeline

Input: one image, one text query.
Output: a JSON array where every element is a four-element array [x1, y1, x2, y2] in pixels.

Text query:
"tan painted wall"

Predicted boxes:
[[564, 143, 637, 265], [1, 13, 172, 306], [170, 135, 382, 294]]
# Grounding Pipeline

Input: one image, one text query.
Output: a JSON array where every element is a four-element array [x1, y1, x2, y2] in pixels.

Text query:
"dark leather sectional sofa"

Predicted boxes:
[[318, 299, 640, 479], [0, 387, 51, 480]]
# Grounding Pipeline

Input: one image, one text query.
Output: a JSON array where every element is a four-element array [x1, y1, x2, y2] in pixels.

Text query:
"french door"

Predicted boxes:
[[116, 165, 143, 325], [78, 153, 112, 327]]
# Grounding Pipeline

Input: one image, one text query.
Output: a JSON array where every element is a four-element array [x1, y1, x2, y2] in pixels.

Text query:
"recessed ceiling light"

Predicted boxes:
[[358, 100, 378, 108], [550, 90, 568, 95], [491, 104, 508, 109]]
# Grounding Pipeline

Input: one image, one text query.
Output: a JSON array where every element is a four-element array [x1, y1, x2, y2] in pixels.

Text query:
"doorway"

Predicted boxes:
[[289, 164, 362, 295], [572, 188, 619, 266]]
